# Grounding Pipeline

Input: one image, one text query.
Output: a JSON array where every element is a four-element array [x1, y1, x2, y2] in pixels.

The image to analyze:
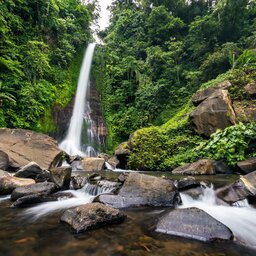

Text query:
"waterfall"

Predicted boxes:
[[180, 185, 256, 248], [59, 43, 97, 157]]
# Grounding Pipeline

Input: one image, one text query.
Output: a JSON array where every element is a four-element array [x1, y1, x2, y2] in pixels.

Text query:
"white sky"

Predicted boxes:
[[98, 0, 113, 30]]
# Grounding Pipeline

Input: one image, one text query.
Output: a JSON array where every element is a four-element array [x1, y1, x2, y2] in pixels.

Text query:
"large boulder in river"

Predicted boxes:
[[0, 150, 9, 171], [237, 157, 256, 174], [14, 162, 49, 181], [0, 128, 64, 170], [172, 159, 216, 175], [114, 142, 130, 169], [190, 90, 236, 137], [155, 207, 233, 242], [0, 176, 35, 195], [82, 157, 105, 172], [99, 173, 179, 208], [216, 171, 256, 204], [60, 203, 125, 233], [50, 166, 72, 189], [11, 181, 57, 201]]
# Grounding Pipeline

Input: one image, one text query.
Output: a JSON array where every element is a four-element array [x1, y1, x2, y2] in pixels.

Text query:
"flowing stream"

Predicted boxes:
[[59, 43, 97, 157], [180, 185, 256, 248]]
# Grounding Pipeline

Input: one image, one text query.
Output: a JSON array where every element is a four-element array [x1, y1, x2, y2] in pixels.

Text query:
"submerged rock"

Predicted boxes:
[[216, 171, 256, 204], [11, 182, 57, 201], [155, 207, 233, 242], [82, 157, 105, 172], [190, 89, 236, 137], [50, 167, 72, 189], [60, 203, 125, 233], [14, 162, 48, 181], [172, 159, 216, 175], [0, 176, 35, 195], [0, 150, 9, 171], [99, 173, 180, 208]]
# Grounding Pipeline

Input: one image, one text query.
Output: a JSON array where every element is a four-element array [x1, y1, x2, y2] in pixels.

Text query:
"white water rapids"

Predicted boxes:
[[59, 43, 97, 157], [180, 185, 256, 248]]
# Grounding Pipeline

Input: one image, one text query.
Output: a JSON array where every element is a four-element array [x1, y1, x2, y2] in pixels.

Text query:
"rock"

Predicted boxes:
[[0, 170, 11, 177], [155, 207, 233, 242], [60, 203, 125, 233], [82, 157, 105, 172], [192, 81, 232, 106], [232, 100, 256, 123], [0, 176, 35, 195], [114, 142, 130, 169], [237, 157, 256, 174], [11, 182, 57, 201], [176, 177, 201, 190], [99, 173, 180, 208], [182, 187, 203, 199], [98, 153, 110, 161], [8, 158, 21, 172], [216, 171, 256, 203], [97, 180, 121, 193], [14, 162, 49, 181], [190, 90, 236, 137], [172, 159, 216, 175], [107, 157, 119, 169], [49, 151, 67, 169], [0, 128, 63, 170], [214, 160, 234, 174], [0, 150, 9, 171], [70, 175, 88, 190], [244, 82, 256, 97], [50, 167, 72, 189]]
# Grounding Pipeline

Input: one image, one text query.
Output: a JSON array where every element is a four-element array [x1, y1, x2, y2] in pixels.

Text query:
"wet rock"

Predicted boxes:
[[88, 173, 103, 182], [49, 151, 67, 169], [0, 150, 9, 171], [216, 171, 256, 203], [214, 160, 234, 174], [70, 175, 88, 190], [118, 173, 127, 183], [0, 170, 11, 178], [107, 157, 119, 169], [99, 173, 179, 208], [82, 157, 105, 172], [11, 182, 57, 201], [155, 207, 233, 242], [50, 167, 72, 189], [114, 142, 130, 169], [176, 177, 201, 190], [237, 157, 256, 174], [190, 90, 236, 137], [14, 162, 49, 181], [0, 128, 63, 170], [181, 187, 203, 199], [0, 176, 35, 195], [60, 203, 125, 233], [244, 82, 256, 97], [97, 180, 121, 193], [172, 159, 216, 175]]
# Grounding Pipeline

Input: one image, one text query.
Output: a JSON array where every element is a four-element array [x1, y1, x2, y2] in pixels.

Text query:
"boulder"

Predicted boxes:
[[99, 173, 180, 208], [192, 81, 232, 106], [172, 159, 216, 175], [50, 167, 72, 189], [216, 171, 256, 204], [14, 162, 48, 181], [82, 157, 105, 172], [114, 142, 130, 169], [70, 175, 88, 190], [0, 170, 11, 178], [0, 176, 35, 195], [155, 207, 233, 242], [106, 156, 119, 169], [0, 128, 63, 170], [214, 160, 234, 174], [11, 182, 57, 201], [190, 90, 236, 137], [60, 203, 125, 233], [232, 100, 256, 123], [237, 157, 256, 174], [176, 177, 201, 190], [244, 82, 256, 97], [0, 150, 9, 171]]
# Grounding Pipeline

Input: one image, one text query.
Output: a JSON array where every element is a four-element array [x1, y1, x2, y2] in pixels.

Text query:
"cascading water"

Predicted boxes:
[[180, 185, 256, 248], [59, 43, 98, 157]]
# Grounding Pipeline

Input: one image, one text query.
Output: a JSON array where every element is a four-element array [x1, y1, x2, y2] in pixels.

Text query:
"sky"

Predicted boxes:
[[97, 0, 113, 31]]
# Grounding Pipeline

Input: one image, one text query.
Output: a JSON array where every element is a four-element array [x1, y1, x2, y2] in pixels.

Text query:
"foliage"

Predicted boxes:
[[199, 123, 256, 166]]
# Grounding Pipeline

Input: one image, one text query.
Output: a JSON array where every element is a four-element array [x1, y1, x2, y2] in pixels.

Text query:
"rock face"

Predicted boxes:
[[0, 176, 35, 195], [14, 162, 48, 181], [216, 171, 256, 203], [82, 157, 105, 172], [172, 159, 216, 175], [11, 182, 57, 201], [232, 100, 256, 123], [190, 90, 236, 137], [50, 167, 72, 189], [60, 203, 125, 233], [237, 157, 256, 174], [0, 150, 9, 171], [0, 128, 63, 170], [155, 207, 233, 242], [99, 173, 179, 208]]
